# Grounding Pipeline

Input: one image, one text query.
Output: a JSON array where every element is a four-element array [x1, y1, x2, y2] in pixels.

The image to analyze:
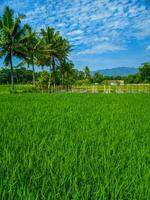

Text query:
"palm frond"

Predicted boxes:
[[3, 6, 14, 29]]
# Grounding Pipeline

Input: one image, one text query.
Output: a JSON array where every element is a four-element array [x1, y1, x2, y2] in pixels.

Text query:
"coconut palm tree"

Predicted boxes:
[[21, 25, 41, 86], [23, 25, 57, 87], [34, 46, 49, 93], [16, 25, 49, 86], [84, 66, 91, 80], [40, 27, 58, 91], [59, 60, 75, 90], [40, 27, 71, 91], [0, 6, 27, 90]]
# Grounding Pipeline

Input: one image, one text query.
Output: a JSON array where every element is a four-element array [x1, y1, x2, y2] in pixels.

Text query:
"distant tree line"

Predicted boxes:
[[0, 63, 150, 87]]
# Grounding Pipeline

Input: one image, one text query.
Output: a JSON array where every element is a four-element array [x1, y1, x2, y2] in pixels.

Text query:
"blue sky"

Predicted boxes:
[[0, 0, 150, 70]]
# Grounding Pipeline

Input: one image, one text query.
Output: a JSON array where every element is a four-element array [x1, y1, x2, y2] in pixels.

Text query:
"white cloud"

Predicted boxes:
[[67, 30, 84, 36], [79, 43, 126, 55], [1, 0, 150, 55]]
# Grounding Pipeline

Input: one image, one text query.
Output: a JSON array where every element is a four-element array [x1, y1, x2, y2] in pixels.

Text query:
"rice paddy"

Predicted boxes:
[[0, 93, 150, 199]]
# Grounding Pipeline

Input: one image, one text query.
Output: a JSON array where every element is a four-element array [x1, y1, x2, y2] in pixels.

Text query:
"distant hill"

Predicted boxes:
[[92, 67, 138, 76]]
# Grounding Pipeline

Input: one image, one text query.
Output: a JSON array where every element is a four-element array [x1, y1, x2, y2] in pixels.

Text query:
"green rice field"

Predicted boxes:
[[0, 93, 150, 199], [0, 84, 150, 94]]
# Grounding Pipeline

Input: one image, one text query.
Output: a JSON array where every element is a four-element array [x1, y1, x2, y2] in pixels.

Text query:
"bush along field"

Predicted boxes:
[[0, 93, 150, 199]]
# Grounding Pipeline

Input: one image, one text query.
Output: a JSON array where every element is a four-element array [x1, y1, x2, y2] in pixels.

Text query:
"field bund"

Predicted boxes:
[[0, 93, 150, 199], [0, 84, 150, 94]]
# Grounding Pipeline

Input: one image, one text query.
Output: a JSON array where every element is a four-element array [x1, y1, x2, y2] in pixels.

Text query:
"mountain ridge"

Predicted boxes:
[[92, 67, 138, 76]]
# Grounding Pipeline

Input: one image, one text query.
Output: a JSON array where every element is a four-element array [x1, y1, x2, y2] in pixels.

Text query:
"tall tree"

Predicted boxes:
[[59, 60, 75, 89], [0, 6, 27, 90], [40, 27, 71, 91], [84, 66, 91, 80], [139, 63, 150, 82], [22, 25, 42, 86]]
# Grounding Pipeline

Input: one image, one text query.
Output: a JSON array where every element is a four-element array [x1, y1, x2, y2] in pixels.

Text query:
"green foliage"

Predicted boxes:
[[0, 84, 33, 94], [0, 6, 29, 89], [40, 27, 71, 89], [92, 72, 104, 83], [124, 64, 150, 84], [84, 66, 91, 80], [0, 67, 33, 84], [0, 6, 27, 61], [75, 79, 91, 85], [58, 60, 76, 89], [77, 70, 85, 80], [0, 30, 6, 47], [0, 93, 149, 199], [0, 68, 11, 84], [36, 71, 49, 92], [139, 63, 150, 82]]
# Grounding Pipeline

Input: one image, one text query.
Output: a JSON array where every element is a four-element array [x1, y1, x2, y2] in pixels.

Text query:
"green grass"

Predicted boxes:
[[0, 85, 33, 94], [0, 93, 150, 199]]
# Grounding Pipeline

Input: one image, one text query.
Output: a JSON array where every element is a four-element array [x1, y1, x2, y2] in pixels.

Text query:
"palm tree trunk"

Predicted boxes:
[[62, 74, 64, 90], [31, 54, 35, 87], [52, 58, 55, 92], [10, 52, 14, 91], [48, 66, 52, 93], [41, 66, 44, 94], [32, 63, 35, 87]]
